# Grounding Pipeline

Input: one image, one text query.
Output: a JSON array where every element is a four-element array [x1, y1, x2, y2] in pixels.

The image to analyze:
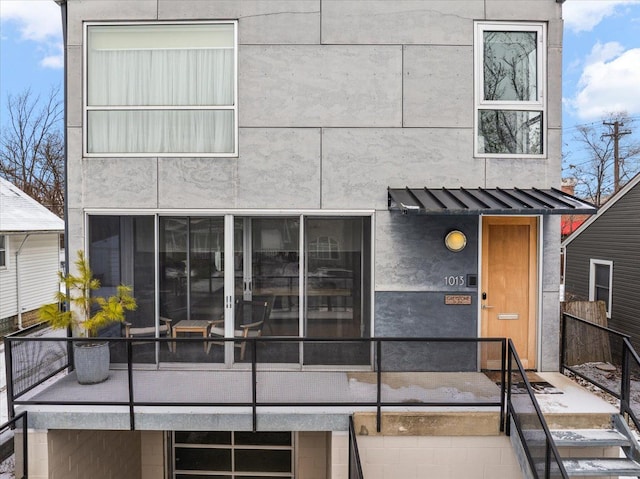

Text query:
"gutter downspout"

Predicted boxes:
[[55, 0, 69, 300], [15, 235, 32, 329]]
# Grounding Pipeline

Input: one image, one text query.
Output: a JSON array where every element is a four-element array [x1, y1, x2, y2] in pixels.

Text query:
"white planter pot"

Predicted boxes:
[[73, 342, 110, 384]]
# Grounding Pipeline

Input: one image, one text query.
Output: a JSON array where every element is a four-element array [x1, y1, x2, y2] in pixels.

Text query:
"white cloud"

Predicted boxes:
[[0, 0, 63, 68], [585, 41, 625, 65], [570, 46, 640, 120], [563, 0, 640, 33]]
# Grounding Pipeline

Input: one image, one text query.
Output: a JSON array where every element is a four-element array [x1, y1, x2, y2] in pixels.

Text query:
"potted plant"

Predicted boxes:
[[39, 250, 137, 384]]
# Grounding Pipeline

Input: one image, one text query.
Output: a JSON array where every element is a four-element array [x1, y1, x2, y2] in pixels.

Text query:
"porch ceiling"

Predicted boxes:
[[387, 187, 597, 216]]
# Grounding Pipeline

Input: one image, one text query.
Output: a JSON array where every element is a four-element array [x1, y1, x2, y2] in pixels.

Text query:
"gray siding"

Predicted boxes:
[[565, 182, 640, 347]]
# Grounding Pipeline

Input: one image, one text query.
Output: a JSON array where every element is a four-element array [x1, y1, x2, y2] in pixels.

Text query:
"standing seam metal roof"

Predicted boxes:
[[387, 187, 597, 215]]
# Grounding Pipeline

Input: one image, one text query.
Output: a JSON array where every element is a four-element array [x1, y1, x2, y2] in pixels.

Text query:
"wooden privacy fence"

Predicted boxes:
[[562, 300, 612, 365]]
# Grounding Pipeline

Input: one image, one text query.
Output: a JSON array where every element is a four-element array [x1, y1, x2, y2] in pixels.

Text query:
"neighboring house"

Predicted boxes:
[[563, 172, 640, 347], [0, 177, 64, 333], [560, 179, 590, 239], [11, 0, 601, 477]]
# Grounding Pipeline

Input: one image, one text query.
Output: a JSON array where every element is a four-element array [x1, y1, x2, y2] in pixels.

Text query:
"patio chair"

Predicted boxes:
[[123, 317, 173, 350], [207, 300, 269, 359]]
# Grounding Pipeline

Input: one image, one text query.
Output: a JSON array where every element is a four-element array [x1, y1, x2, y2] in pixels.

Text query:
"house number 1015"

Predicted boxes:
[[444, 275, 465, 286]]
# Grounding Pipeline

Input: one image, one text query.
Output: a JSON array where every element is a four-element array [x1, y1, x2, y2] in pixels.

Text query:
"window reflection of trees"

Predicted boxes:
[[479, 110, 541, 155], [479, 31, 541, 155], [483, 31, 537, 102]]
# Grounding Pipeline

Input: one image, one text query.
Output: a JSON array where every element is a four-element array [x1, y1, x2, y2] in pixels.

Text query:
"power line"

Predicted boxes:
[[602, 120, 632, 192], [563, 115, 640, 132]]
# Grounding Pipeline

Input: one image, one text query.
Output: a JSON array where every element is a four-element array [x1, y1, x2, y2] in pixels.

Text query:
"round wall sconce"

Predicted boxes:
[[445, 230, 467, 252]]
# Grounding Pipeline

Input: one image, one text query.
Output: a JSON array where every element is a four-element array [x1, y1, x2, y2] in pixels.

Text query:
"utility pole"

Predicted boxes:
[[603, 120, 632, 192]]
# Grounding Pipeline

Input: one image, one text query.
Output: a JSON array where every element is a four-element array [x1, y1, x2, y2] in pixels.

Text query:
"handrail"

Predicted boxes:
[[4, 335, 507, 434], [507, 339, 568, 478], [621, 338, 640, 430], [561, 312, 640, 432], [348, 416, 364, 479], [0, 411, 28, 479], [562, 312, 631, 337]]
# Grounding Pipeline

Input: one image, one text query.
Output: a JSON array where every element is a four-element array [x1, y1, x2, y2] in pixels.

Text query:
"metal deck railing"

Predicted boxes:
[[4, 329, 507, 433], [507, 339, 568, 478], [561, 312, 640, 431]]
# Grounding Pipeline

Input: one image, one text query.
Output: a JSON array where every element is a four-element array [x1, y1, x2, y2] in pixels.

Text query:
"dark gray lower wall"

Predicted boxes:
[[375, 291, 477, 337], [375, 291, 478, 371]]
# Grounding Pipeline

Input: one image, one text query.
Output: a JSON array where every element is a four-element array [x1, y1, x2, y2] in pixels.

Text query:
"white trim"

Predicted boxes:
[[562, 172, 640, 247], [224, 214, 235, 366], [83, 208, 376, 216], [83, 20, 238, 158], [0, 234, 7, 269], [589, 259, 614, 318], [474, 22, 547, 158], [476, 217, 483, 339], [369, 214, 376, 339], [536, 216, 543, 370]]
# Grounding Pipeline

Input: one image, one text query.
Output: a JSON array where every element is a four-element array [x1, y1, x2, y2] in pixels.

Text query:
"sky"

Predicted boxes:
[[0, 0, 639, 170]]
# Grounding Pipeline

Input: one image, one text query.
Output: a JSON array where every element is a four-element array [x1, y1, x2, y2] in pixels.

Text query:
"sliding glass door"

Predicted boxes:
[[88, 213, 371, 366]]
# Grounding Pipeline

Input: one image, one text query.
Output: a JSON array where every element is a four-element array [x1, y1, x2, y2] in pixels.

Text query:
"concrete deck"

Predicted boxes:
[[11, 368, 618, 433]]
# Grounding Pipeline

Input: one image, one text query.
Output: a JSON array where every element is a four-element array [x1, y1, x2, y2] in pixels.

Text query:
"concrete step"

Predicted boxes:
[[523, 428, 631, 448], [551, 428, 631, 448], [561, 457, 640, 476]]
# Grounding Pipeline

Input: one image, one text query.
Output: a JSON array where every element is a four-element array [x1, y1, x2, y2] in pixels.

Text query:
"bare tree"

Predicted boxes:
[[1, 87, 64, 217], [564, 113, 640, 207]]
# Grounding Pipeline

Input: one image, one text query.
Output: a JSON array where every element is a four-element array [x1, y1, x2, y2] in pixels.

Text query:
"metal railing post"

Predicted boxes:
[[127, 339, 135, 430], [500, 338, 506, 432], [506, 343, 512, 437], [376, 339, 382, 433], [22, 411, 28, 479], [252, 338, 257, 432], [560, 312, 567, 372], [621, 341, 631, 418], [5, 339, 15, 421]]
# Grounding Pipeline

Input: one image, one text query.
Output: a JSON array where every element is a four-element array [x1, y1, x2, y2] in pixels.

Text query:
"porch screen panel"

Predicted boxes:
[[88, 215, 154, 334], [189, 218, 225, 322], [304, 217, 371, 366], [160, 218, 188, 322], [159, 217, 225, 363], [88, 215, 155, 363], [249, 217, 300, 364]]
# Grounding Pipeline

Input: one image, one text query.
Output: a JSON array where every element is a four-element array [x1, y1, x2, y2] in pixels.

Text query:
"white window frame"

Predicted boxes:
[[0, 235, 6, 268], [83, 21, 238, 158], [589, 259, 613, 318], [474, 22, 546, 158]]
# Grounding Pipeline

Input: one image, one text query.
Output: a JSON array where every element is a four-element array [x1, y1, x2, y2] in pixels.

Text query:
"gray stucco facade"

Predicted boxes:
[[63, 0, 564, 372], [66, 0, 562, 376]]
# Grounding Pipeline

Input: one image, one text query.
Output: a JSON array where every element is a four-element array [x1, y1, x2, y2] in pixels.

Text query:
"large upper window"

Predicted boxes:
[[590, 259, 613, 318], [475, 23, 545, 156], [85, 22, 237, 156]]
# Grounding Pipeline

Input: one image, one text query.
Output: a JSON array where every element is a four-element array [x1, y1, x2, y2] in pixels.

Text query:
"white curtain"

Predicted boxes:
[[88, 48, 234, 154]]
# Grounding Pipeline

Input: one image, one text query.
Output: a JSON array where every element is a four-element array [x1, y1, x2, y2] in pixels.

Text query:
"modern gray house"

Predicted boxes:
[[563, 172, 640, 347], [5, 1, 609, 478]]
